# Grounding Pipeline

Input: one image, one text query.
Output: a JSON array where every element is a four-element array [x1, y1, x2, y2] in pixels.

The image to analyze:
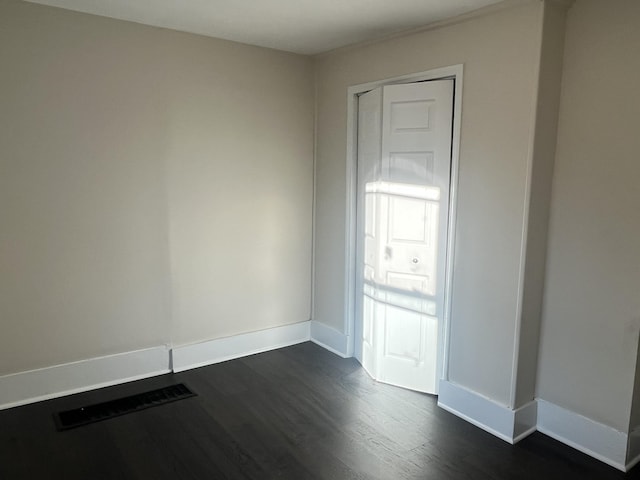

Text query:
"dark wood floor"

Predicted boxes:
[[0, 342, 636, 479]]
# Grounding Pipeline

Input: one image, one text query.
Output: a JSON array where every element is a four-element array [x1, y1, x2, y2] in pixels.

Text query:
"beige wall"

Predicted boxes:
[[537, 0, 640, 432], [0, 0, 314, 375], [515, 1, 567, 407], [314, 1, 544, 405], [164, 31, 314, 346]]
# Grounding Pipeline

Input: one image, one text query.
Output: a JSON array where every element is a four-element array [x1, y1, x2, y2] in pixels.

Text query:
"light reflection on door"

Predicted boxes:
[[362, 180, 440, 391]]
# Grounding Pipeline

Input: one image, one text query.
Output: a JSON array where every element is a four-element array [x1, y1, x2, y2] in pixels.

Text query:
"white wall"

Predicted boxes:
[[313, 1, 545, 406], [0, 0, 314, 376], [537, 0, 640, 433]]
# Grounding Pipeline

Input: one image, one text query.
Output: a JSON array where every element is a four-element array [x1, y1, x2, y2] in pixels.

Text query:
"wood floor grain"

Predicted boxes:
[[0, 342, 635, 479]]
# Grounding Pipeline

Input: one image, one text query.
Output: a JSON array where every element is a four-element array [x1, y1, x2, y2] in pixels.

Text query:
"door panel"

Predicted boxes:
[[356, 79, 453, 394], [389, 152, 434, 185], [390, 100, 433, 132], [356, 88, 382, 380]]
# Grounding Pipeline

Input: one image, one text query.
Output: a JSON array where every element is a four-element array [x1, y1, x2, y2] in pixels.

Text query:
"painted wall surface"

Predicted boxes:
[[164, 31, 314, 346], [0, 0, 314, 375], [0, 0, 171, 375], [537, 0, 640, 432], [314, 2, 543, 405], [514, 1, 567, 408]]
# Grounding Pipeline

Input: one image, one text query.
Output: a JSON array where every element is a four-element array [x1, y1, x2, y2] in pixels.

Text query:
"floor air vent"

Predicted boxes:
[[55, 383, 196, 430]]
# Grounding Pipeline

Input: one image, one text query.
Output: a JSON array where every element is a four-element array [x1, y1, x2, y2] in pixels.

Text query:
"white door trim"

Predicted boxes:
[[344, 64, 463, 387]]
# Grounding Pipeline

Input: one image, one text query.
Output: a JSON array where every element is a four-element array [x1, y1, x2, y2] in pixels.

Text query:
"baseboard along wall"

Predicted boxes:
[[0, 346, 171, 411], [536, 399, 630, 472], [438, 380, 635, 472], [0, 324, 636, 472], [309, 321, 350, 358], [171, 321, 312, 372], [437, 380, 537, 444], [0, 321, 314, 411]]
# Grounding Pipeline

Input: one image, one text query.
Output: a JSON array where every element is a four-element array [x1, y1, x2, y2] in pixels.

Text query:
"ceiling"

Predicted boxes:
[[25, 0, 506, 55]]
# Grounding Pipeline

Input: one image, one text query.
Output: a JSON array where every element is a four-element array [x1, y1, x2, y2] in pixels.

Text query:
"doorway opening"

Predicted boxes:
[[344, 65, 463, 395]]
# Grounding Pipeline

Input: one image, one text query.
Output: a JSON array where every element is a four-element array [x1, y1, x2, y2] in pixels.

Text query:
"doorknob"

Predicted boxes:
[[412, 257, 420, 264]]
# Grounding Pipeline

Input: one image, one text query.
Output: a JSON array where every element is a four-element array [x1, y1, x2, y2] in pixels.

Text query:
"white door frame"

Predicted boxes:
[[344, 64, 463, 389]]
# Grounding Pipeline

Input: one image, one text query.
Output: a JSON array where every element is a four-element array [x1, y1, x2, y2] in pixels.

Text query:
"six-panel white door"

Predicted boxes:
[[356, 80, 453, 394]]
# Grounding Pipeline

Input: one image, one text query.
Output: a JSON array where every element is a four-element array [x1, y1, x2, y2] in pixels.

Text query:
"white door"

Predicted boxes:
[[356, 80, 453, 394]]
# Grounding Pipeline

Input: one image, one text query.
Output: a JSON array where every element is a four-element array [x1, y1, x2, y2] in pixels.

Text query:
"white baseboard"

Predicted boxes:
[[2, 332, 634, 474], [310, 321, 350, 358], [438, 386, 634, 471], [0, 346, 171, 411], [536, 399, 628, 472], [514, 399, 538, 442], [437, 380, 536, 444], [626, 427, 640, 472], [171, 321, 311, 372]]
